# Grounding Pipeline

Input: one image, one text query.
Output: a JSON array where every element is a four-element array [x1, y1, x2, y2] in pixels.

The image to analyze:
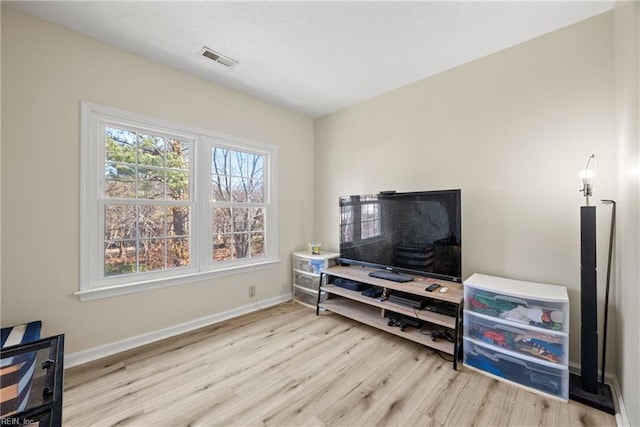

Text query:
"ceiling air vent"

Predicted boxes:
[[199, 47, 238, 69]]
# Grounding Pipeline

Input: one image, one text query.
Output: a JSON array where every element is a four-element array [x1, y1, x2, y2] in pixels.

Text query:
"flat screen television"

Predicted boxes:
[[339, 189, 462, 282]]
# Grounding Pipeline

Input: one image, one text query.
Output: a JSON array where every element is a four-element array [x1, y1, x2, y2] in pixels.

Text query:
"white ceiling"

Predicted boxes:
[[6, 1, 614, 118]]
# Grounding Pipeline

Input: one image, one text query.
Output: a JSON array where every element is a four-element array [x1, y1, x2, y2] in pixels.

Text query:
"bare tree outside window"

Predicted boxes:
[[211, 147, 265, 262]]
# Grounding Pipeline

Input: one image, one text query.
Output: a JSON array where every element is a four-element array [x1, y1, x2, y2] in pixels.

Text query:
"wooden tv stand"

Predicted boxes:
[[316, 265, 463, 369]]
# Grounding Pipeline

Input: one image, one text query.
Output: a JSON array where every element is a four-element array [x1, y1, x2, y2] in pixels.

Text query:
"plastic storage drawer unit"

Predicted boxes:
[[463, 273, 569, 401], [464, 338, 569, 400], [292, 251, 339, 308], [464, 311, 568, 365]]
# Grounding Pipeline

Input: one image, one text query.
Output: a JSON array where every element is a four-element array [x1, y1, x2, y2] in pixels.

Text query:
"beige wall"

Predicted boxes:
[[1, 8, 315, 354], [315, 12, 616, 372], [614, 1, 640, 424]]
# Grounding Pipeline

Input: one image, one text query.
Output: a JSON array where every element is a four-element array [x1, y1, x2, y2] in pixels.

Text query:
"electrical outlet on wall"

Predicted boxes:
[[249, 285, 256, 298]]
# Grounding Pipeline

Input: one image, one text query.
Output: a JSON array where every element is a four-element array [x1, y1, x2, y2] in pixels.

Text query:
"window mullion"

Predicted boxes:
[[135, 204, 140, 275], [197, 137, 212, 268]]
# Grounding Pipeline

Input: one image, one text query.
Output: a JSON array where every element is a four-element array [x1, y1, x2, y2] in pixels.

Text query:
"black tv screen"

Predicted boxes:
[[339, 189, 462, 282]]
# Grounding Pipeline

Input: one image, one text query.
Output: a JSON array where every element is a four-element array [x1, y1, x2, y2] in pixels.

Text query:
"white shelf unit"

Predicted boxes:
[[463, 273, 570, 401], [292, 251, 339, 308]]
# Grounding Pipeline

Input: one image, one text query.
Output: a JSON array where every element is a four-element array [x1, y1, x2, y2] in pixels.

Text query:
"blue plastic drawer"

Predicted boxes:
[[464, 311, 568, 365], [464, 338, 568, 401]]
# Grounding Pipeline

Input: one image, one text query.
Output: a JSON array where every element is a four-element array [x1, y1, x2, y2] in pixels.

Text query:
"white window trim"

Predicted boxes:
[[78, 101, 279, 301]]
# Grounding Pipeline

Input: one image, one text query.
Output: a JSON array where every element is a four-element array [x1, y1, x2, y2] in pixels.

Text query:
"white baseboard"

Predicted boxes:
[[568, 362, 629, 426], [65, 293, 293, 369], [611, 376, 630, 427]]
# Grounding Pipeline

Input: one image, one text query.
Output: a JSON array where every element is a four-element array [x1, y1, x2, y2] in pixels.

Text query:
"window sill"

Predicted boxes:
[[75, 259, 281, 302]]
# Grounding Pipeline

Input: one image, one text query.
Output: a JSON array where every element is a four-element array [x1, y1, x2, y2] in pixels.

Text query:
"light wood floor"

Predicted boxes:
[[63, 302, 617, 426]]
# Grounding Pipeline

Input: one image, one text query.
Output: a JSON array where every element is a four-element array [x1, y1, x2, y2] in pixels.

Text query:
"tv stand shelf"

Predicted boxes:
[[317, 265, 463, 369]]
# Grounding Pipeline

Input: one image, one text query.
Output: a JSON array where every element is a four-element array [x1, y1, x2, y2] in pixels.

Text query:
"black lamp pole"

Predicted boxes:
[[600, 199, 616, 385], [580, 205, 598, 393], [568, 154, 614, 414]]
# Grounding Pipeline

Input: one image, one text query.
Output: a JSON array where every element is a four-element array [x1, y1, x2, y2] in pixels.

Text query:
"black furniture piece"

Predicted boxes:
[[569, 205, 615, 414], [580, 206, 599, 393], [0, 334, 65, 427]]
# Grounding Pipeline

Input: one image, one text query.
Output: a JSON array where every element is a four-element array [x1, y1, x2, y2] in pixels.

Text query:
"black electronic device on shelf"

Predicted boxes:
[[423, 300, 458, 317], [361, 288, 383, 299], [338, 189, 462, 283], [368, 270, 413, 283], [388, 291, 427, 309], [431, 329, 454, 343], [386, 312, 421, 331], [333, 277, 369, 291]]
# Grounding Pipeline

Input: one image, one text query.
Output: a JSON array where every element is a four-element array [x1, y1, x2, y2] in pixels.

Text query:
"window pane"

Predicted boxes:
[[168, 206, 190, 237], [250, 208, 264, 232], [248, 153, 263, 202], [167, 237, 190, 268], [233, 208, 249, 232], [235, 234, 250, 259], [105, 163, 136, 198], [230, 150, 247, 177], [104, 240, 136, 277], [104, 204, 191, 277], [249, 154, 264, 179], [213, 207, 232, 234], [104, 205, 136, 241], [139, 205, 165, 239], [167, 140, 190, 170], [213, 234, 233, 262], [211, 147, 266, 268], [212, 147, 229, 175], [212, 148, 265, 204], [212, 175, 230, 201], [138, 133, 165, 167], [139, 238, 165, 272], [231, 177, 247, 202], [248, 179, 264, 203], [167, 170, 189, 200], [105, 127, 136, 163], [104, 127, 191, 202], [137, 167, 164, 199], [251, 233, 265, 257]]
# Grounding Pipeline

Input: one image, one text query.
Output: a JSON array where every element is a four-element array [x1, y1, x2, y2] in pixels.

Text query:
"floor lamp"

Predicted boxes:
[[568, 154, 615, 414]]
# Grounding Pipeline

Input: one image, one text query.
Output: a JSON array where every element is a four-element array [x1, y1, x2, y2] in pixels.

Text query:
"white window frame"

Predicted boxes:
[[78, 102, 279, 301]]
